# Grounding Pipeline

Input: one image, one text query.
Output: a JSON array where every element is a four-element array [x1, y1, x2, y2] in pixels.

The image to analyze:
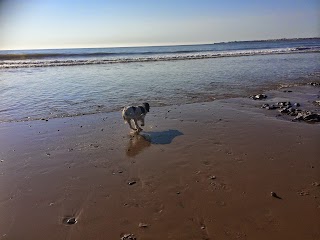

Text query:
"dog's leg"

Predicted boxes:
[[140, 116, 145, 126], [133, 119, 142, 132], [128, 120, 137, 130]]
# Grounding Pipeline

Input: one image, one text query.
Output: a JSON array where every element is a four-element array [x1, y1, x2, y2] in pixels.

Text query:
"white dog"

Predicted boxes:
[[122, 103, 150, 132]]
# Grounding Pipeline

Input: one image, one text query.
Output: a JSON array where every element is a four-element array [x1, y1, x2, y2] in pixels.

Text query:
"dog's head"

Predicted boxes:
[[143, 102, 150, 112]]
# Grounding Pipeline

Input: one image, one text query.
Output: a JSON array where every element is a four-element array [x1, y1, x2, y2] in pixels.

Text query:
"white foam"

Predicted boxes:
[[0, 47, 319, 69]]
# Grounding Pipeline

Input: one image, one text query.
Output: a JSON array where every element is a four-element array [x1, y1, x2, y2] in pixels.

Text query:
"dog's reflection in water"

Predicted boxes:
[[126, 133, 151, 157]]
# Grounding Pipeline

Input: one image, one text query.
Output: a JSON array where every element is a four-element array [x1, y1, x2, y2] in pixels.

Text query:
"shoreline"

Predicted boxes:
[[1, 78, 319, 124], [0, 84, 320, 240]]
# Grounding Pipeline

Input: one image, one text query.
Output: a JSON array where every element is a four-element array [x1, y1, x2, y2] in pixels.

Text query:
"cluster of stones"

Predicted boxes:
[[308, 82, 320, 86], [261, 101, 320, 122]]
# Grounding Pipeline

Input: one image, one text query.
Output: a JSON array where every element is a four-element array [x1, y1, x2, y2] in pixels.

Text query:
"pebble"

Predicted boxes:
[[138, 223, 149, 228], [294, 102, 300, 107], [121, 234, 136, 240], [312, 182, 320, 187], [294, 112, 320, 122], [250, 94, 267, 100], [298, 190, 309, 196], [210, 176, 216, 180], [128, 181, 136, 185], [261, 103, 278, 110], [271, 192, 281, 199], [65, 217, 77, 225]]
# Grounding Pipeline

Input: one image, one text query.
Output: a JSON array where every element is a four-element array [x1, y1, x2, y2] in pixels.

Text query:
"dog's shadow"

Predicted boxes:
[[126, 129, 183, 157]]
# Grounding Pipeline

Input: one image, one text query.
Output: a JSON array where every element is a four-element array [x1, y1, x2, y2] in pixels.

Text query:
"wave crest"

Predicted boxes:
[[1, 47, 319, 69]]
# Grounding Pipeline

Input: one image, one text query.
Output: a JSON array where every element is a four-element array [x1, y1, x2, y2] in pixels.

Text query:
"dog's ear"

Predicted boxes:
[[143, 103, 150, 112]]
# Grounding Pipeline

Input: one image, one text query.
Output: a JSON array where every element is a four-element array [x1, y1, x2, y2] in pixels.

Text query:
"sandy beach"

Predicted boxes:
[[0, 84, 319, 240]]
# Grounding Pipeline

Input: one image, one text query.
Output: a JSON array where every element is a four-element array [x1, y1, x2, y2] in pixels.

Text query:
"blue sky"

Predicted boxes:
[[0, 0, 319, 50]]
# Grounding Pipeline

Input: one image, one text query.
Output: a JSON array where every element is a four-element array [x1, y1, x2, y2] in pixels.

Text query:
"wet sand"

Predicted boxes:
[[0, 85, 319, 240]]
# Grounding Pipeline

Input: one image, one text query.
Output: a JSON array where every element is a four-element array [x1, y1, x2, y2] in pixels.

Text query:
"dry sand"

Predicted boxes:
[[0, 85, 319, 240]]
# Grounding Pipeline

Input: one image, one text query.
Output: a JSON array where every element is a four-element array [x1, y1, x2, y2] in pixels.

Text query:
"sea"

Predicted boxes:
[[0, 38, 319, 123]]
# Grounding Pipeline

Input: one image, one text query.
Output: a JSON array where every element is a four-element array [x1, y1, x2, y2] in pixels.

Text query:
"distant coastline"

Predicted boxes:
[[0, 37, 319, 52], [224, 37, 320, 44]]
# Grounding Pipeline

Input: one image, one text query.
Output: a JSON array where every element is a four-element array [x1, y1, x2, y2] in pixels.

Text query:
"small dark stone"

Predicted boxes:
[[304, 113, 320, 122], [279, 107, 290, 113], [46, 153, 51, 156], [67, 217, 77, 225], [271, 192, 282, 199], [250, 94, 267, 100], [176, 191, 180, 194], [294, 102, 300, 107], [128, 181, 136, 185], [267, 104, 278, 110], [298, 190, 309, 196], [138, 223, 149, 228], [63, 217, 77, 225], [210, 176, 216, 180]]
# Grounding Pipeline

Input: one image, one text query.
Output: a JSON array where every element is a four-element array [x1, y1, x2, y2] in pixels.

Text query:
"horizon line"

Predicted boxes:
[[1, 36, 319, 51]]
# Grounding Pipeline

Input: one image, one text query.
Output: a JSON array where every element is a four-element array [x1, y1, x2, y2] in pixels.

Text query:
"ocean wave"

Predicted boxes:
[[0, 49, 207, 60], [1, 47, 319, 69]]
